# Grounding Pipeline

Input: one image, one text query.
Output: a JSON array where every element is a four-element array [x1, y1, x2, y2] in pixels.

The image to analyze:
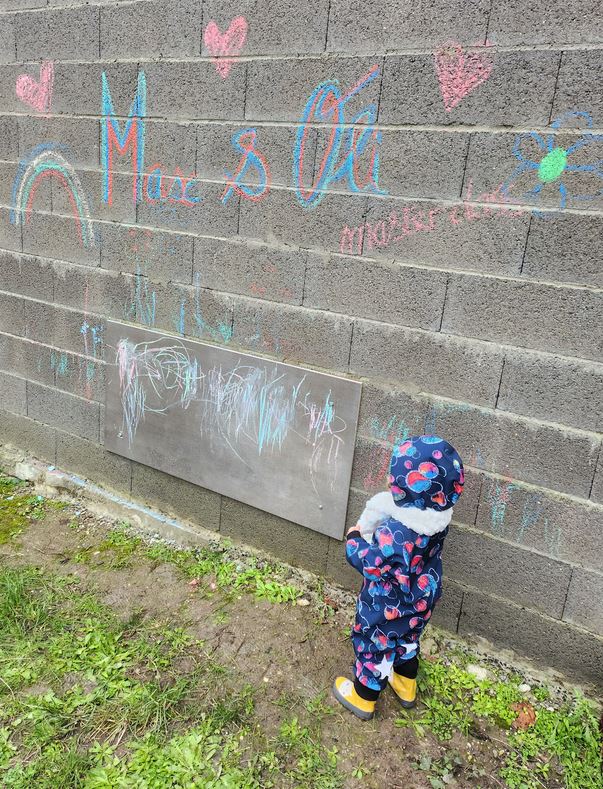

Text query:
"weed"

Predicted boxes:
[[0, 475, 54, 544], [396, 655, 603, 788], [73, 523, 141, 568], [415, 752, 464, 788], [144, 539, 302, 604], [278, 717, 343, 788]]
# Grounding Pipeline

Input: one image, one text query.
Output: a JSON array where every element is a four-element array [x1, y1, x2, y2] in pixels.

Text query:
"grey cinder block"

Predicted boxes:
[[476, 475, 603, 573], [100, 0, 202, 60], [350, 319, 504, 408], [220, 496, 330, 574], [459, 587, 603, 688], [379, 52, 559, 127], [446, 525, 572, 618], [303, 253, 448, 331], [0, 370, 26, 416], [497, 351, 603, 433], [26, 380, 100, 442], [231, 296, 353, 371], [442, 274, 603, 363], [563, 568, 603, 636], [203, 0, 329, 56], [15, 6, 99, 61], [194, 236, 306, 306], [327, 0, 489, 53]]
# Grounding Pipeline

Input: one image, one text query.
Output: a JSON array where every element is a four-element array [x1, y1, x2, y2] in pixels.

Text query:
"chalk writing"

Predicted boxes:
[[222, 129, 271, 204], [101, 70, 147, 205], [11, 143, 95, 248], [339, 181, 523, 256], [16, 60, 54, 114], [102, 71, 202, 209], [434, 42, 493, 112], [144, 164, 201, 206], [502, 111, 603, 211], [203, 16, 248, 79], [294, 65, 385, 208]]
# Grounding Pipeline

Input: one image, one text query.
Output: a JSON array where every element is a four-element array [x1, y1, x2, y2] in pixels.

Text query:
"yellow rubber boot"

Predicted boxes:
[[332, 677, 376, 720], [388, 672, 417, 708]]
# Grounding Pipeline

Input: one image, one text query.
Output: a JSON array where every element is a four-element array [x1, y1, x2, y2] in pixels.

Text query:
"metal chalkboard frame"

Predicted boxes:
[[104, 321, 362, 538]]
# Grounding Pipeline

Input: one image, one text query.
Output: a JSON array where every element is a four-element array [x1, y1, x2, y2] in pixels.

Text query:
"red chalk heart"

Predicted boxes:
[[16, 60, 54, 114], [434, 42, 492, 112], [203, 16, 248, 79]]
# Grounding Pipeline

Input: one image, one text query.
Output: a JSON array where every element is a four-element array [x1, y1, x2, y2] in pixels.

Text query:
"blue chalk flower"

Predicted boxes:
[[502, 111, 603, 210]]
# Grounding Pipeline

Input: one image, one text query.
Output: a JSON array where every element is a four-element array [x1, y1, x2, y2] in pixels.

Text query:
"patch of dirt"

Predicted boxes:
[[0, 502, 573, 788]]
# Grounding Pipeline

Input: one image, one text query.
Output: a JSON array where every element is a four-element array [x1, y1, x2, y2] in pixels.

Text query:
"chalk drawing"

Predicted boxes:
[[117, 339, 200, 444], [192, 272, 233, 343], [488, 480, 517, 536], [434, 42, 493, 112], [16, 60, 54, 114], [116, 338, 347, 496], [101, 71, 146, 205], [339, 180, 523, 255], [294, 66, 385, 208], [10, 143, 95, 248], [203, 16, 248, 78], [244, 314, 293, 357], [127, 227, 180, 258], [170, 274, 233, 342], [363, 415, 411, 490], [48, 349, 97, 399], [50, 350, 70, 378], [80, 286, 104, 401], [488, 483, 562, 557], [222, 129, 271, 204], [502, 111, 603, 211], [124, 266, 156, 327]]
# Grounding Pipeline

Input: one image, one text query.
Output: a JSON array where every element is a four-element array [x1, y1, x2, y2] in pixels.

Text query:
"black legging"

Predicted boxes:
[[354, 655, 419, 701]]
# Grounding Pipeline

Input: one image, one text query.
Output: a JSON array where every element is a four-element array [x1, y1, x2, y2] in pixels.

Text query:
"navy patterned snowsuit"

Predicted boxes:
[[346, 517, 447, 692]]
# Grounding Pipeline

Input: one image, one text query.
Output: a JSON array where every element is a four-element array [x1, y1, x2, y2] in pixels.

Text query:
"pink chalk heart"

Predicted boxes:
[[203, 16, 248, 78], [434, 43, 492, 112], [16, 60, 54, 113]]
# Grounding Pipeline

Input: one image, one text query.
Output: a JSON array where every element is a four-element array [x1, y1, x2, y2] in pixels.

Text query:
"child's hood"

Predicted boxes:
[[357, 491, 452, 542]]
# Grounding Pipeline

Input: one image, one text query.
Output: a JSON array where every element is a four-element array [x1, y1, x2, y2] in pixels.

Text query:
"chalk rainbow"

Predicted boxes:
[[11, 143, 95, 247]]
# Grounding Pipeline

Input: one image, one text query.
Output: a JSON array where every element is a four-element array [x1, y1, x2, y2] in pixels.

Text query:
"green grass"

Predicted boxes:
[[0, 564, 343, 788], [0, 474, 65, 545], [72, 523, 302, 604], [395, 654, 603, 788]]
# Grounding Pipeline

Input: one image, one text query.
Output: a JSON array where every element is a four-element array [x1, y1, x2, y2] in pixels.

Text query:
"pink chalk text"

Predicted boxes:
[[340, 182, 523, 256]]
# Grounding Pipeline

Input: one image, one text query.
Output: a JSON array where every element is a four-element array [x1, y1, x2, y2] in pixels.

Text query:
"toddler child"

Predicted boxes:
[[333, 435, 464, 720]]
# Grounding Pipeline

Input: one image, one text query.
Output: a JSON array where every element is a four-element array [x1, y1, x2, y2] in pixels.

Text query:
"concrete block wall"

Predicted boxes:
[[0, 0, 602, 686]]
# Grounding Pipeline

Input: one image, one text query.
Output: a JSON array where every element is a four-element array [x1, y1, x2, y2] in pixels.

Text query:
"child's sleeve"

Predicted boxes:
[[356, 491, 394, 542], [345, 523, 413, 596]]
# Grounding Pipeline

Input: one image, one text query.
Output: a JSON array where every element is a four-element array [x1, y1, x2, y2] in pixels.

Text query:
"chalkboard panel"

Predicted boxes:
[[104, 321, 362, 538]]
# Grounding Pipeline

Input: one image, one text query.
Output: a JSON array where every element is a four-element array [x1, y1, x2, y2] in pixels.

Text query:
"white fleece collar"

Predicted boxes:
[[357, 491, 452, 542]]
